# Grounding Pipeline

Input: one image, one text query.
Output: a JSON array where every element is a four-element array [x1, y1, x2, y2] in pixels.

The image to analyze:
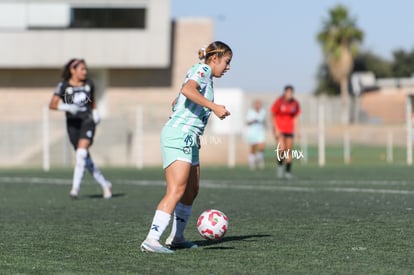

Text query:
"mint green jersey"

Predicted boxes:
[[166, 63, 214, 135]]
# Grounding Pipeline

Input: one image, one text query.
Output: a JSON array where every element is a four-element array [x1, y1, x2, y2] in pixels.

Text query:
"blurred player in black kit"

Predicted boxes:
[[49, 58, 112, 199]]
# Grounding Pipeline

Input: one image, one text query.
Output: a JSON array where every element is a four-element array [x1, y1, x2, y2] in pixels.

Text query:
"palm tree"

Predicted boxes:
[[317, 4, 363, 124]]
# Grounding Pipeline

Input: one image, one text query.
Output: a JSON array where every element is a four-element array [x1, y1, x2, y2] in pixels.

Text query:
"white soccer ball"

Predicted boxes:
[[197, 209, 229, 240]]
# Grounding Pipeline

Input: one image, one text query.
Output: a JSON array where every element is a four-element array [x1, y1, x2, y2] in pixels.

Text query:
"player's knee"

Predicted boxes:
[[167, 184, 186, 200], [176, 185, 187, 198]]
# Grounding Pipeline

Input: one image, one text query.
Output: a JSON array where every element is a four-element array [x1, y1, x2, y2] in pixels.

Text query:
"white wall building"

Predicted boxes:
[[0, 1, 222, 167], [0, 0, 171, 69]]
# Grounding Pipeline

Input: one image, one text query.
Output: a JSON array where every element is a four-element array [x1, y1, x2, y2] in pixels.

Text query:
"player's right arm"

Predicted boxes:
[[49, 94, 61, 110], [49, 82, 64, 110], [272, 121, 281, 140], [271, 100, 281, 139], [246, 111, 257, 125], [49, 82, 85, 115], [247, 120, 257, 125], [181, 80, 230, 120], [49, 94, 81, 115]]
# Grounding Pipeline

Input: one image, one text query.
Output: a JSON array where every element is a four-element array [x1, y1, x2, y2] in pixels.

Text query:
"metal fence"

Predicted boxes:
[[0, 94, 411, 168]]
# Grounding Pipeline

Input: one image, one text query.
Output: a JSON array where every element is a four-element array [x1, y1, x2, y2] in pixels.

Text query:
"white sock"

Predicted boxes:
[[85, 154, 109, 187], [72, 148, 87, 191], [146, 210, 171, 242], [169, 203, 192, 242], [248, 153, 256, 170], [256, 151, 265, 169]]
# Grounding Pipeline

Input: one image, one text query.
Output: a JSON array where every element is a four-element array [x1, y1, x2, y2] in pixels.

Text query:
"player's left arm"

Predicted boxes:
[[90, 81, 100, 124], [294, 101, 301, 138], [89, 81, 97, 109]]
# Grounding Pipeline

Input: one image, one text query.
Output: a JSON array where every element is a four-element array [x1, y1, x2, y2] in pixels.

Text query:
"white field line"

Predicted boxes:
[[208, 179, 411, 186], [2, 177, 408, 186], [1, 176, 414, 195], [0, 176, 71, 185]]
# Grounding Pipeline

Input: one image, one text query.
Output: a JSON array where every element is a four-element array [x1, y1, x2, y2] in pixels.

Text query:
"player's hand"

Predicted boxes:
[[58, 103, 86, 115], [247, 119, 258, 125], [93, 109, 101, 124], [274, 130, 281, 140], [213, 104, 231, 120], [70, 105, 87, 115]]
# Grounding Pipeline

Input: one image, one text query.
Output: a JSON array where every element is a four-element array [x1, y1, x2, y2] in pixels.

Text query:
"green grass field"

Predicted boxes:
[[1, 164, 414, 274]]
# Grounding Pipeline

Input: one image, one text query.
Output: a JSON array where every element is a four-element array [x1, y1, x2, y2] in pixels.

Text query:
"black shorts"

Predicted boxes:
[[281, 132, 294, 138], [66, 117, 95, 149]]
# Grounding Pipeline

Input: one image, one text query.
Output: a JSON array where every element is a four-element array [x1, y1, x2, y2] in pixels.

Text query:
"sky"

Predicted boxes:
[[171, 0, 414, 94]]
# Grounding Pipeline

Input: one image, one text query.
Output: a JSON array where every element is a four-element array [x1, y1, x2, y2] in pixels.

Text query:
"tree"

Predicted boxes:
[[314, 64, 339, 96], [317, 4, 363, 124], [315, 51, 391, 98], [392, 48, 414, 77], [354, 51, 393, 78]]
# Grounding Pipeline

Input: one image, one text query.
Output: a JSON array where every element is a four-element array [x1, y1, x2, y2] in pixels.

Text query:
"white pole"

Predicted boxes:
[[318, 99, 325, 166], [344, 131, 351, 165], [136, 105, 144, 169], [300, 130, 308, 164], [406, 95, 412, 165], [386, 130, 393, 163], [42, 106, 50, 172]]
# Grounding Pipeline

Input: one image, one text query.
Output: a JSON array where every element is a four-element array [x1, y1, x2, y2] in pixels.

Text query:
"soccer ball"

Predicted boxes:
[[197, 209, 228, 240]]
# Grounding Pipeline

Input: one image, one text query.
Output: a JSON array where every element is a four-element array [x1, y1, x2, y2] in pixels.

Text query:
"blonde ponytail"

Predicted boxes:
[[197, 41, 232, 63], [198, 47, 207, 62]]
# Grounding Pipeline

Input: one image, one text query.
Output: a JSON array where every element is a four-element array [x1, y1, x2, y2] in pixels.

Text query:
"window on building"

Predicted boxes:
[[70, 8, 146, 29]]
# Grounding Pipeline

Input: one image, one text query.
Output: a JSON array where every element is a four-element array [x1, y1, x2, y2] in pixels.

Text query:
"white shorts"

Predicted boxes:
[[247, 130, 265, 145]]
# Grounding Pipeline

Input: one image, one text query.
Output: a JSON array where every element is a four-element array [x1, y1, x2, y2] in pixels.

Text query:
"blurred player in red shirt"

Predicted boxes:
[[271, 85, 301, 179]]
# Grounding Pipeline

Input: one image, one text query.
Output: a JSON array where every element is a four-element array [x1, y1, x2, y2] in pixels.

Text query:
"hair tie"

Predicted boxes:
[[70, 59, 82, 68], [199, 47, 207, 60]]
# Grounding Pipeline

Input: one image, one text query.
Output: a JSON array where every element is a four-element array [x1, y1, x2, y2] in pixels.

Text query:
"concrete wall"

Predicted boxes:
[[0, 18, 223, 167], [2, 11, 412, 167], [359, 89, 409, 124], [0, 0, 171, 68]]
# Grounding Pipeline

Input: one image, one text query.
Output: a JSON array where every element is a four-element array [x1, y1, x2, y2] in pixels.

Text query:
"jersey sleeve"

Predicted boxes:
[[246, 109, 256, 122], [293, 100, 301, 117], [188, 64, 210, 89], [258, 109, 266, 123], [53, 82, 65, 97], [271, 99, 280, 116]]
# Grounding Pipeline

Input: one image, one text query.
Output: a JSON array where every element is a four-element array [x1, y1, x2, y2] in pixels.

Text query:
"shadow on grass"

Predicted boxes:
[[85, 193, 126, 199], [193, 234, 272, 250]]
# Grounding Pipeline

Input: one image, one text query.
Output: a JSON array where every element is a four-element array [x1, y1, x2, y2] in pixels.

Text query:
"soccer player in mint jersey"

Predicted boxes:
[[49, 59, 112, 199], [271, 85, 301, 179], [141, 41, 232, 253]]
